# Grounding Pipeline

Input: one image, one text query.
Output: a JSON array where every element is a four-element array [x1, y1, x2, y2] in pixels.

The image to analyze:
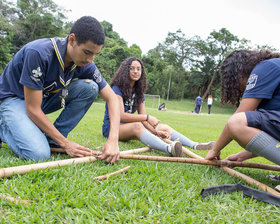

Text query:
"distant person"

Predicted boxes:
[[194, 95, 202, 114], [207, 95, 213, 115], [158, 102, 167, 111], [0, 16, 120, 163], [205, 50, 280, 179], [102, 57, 215, 156]]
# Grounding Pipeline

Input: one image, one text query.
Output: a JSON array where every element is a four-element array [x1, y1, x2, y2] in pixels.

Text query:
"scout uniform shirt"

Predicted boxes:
[[0, 36, 107, 107]]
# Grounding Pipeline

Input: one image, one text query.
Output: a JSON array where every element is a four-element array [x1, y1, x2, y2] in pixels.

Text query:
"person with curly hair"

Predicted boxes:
[[205, 50, 280, 170], [0, 16, 120, 163], [102, 57, 215, 156]]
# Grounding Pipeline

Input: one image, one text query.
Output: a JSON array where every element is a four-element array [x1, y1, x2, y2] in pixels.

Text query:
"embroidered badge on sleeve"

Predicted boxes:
[[93, 68, 102, 83], [246, 74, 258, 91], [31, 67, 42, 82]]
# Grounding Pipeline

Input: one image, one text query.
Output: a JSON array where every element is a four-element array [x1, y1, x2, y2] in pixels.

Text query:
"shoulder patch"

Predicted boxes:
[[246, 74, 258, 91], [31, 67, 42, 82], [93, 68, 102, 83]]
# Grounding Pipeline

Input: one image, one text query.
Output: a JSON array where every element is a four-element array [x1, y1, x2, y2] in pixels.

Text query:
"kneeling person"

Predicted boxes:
[[0, 16, 120, 163]]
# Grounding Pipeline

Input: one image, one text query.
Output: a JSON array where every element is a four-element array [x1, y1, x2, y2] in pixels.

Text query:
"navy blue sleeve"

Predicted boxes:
[[19, 49, 46, 90], [243, 60, 280, 99], [111, 85, 123, 97], [77, 64, 107, 91]]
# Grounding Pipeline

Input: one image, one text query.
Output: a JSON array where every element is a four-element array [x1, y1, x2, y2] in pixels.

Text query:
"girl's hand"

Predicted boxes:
[[147, 115, 160, 128], [156, 130, 170, 139], [205, 149, 221, 160]]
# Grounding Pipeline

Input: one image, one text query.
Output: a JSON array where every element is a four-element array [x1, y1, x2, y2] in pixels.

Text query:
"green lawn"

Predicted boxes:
[[0, 100, 279, 223]]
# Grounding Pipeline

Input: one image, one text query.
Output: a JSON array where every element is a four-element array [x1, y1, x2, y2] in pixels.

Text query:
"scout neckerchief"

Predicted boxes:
[[50, 38, 77, 109], [127, 92, 135, 113]]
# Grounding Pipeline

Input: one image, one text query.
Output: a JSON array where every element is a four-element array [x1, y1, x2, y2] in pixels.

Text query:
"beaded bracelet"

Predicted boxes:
[[146, 114, 149, 121]]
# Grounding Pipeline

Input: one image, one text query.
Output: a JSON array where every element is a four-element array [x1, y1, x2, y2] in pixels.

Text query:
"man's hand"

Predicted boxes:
[[99, 140, 120, 163], [63, 141, 93, 157]]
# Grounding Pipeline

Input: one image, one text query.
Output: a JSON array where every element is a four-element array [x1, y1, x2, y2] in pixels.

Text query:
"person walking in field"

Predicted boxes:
[[207, 95, 213, 115], [205, 50, 280, 181], [0, 16, 120, 163], [194, 95, 202, 114], [102, 57, 215, 156]]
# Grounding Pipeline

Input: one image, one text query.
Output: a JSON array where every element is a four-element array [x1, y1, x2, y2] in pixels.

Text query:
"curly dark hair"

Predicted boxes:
[[221, 49, 280, 107], [110, 57, 148, 108], [70, 16, 105, 45]]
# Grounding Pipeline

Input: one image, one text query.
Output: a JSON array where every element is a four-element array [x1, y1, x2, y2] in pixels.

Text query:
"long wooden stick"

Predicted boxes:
[[94, 166, 132, 181], [116, 154, 280, 171], [0, 156, 97, 178], [0, 147, 150, 179], [91, 149, 280, 171], [120, 147, 150, 154], [0, 193, 31, 205], [94, 147, 150, 155], [163, 139, 280, 197]]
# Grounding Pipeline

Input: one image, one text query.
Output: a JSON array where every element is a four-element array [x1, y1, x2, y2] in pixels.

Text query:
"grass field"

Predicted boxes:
[[0, 99, 279, 223]]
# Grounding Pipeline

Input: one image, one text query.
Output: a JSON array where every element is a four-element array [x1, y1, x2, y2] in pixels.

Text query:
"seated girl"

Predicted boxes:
[[103, 57, 214, 156]]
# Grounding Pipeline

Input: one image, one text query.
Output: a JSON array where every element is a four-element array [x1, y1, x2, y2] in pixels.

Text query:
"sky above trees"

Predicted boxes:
[[53, 0, 280, 54]]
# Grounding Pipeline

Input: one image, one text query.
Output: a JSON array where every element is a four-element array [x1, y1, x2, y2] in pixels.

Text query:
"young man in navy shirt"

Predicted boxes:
[[194, 95, 202, 114], [0, 16, 120, 163], [205, 50, 280, 172]]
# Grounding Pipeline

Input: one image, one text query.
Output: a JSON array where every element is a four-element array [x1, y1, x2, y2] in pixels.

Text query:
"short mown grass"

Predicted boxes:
[[0, 99, 279, 223]]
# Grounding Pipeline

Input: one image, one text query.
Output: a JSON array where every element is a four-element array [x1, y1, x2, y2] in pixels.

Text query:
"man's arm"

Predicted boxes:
[[99, 84, 120, 163], [24, 86, 93, 157]]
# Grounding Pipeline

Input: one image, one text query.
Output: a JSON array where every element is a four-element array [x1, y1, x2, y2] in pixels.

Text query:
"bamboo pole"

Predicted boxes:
[[163, 139, 280, 197], [0, 193, 31, 205], [0, 156, 97, 178], [0, 147, 150, 179], [120, 147, 150, 154], [92, 147, 150, 155], [94, 166, 132, 181], [117, 154, 280, 171]]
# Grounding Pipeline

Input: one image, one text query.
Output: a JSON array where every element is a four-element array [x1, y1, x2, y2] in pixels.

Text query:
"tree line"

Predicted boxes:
[[1, 0, 278, 102]]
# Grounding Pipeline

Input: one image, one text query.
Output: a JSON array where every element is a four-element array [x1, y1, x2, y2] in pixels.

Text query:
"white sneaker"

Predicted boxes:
[[194, 141, 215, 150], [170, 141, 183, 157]]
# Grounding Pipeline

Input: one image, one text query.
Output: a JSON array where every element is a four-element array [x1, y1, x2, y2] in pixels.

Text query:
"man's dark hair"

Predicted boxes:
[[70, 16, 105, 45], [220, 49, 280, 107], [110, 57, 147, 108]]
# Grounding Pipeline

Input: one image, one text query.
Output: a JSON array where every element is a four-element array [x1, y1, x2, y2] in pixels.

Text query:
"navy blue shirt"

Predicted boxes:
[[102, 85, 144, 137], [0, 36, 107, 100], [195, 96, 202, 106], [242, 58, 280, 111]]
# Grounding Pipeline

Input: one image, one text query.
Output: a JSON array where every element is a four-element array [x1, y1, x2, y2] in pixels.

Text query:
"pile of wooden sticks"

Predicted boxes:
[[1, 142, 279, 205]]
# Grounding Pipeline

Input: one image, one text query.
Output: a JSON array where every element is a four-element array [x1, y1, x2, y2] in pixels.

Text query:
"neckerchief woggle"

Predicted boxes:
[[50, 38, 77, 109]]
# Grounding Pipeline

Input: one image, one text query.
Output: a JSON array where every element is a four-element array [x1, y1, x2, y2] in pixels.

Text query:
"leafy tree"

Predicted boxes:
[[157, 30, 199, 99], [0, 0, 16, 73], [193, 28, 242, 99], [11, 0, 67, 53]]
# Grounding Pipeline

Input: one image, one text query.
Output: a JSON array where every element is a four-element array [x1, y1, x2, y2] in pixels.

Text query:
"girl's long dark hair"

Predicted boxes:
[[110, 57, 147, 108], [221, 49, 280, 107]]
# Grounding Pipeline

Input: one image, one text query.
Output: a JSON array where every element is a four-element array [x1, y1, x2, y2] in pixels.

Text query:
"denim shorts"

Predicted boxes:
[[246, 109, 280, 140]]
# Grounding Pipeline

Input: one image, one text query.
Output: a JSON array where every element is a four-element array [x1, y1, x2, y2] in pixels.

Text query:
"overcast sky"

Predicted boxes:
[[53, 0, 280, 54]]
